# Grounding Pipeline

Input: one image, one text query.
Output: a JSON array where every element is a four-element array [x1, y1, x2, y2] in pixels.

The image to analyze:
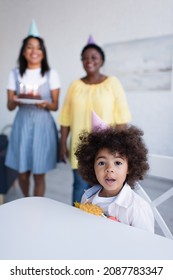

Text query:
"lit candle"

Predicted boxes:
[[33, 84, 38, 95], [19, 83, 24, 94], [26, 84, 32, 94]]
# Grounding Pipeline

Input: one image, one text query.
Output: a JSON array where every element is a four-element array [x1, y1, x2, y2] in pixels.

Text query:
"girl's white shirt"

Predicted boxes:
[[7, 68, 61, 91], [81, 183, 155, 233], [91, 189, 117, 216]]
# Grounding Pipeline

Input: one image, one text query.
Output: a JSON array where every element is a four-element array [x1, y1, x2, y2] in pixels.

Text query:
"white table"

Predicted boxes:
[[0, 197, 173, 260]]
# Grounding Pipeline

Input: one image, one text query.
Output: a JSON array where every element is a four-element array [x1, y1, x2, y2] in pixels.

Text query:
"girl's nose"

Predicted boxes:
[[105, 165, 114, 173]]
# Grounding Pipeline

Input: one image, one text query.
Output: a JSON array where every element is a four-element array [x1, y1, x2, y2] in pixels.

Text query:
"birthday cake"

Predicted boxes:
[[19, 83, 41, 99], [18, 93, 41, 99]]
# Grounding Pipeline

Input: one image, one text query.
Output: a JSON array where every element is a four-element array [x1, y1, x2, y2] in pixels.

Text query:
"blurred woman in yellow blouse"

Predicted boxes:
[[58, 39, 132, 205]]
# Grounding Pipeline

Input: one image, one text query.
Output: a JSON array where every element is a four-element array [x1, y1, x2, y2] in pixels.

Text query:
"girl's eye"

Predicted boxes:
[[97, 161, 105, 166], [115, 161, 122, 166], [26, 46, 41, 51]]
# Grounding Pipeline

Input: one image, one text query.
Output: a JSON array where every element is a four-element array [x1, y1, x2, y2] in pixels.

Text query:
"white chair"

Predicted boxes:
[[135, 182, 173, 239]]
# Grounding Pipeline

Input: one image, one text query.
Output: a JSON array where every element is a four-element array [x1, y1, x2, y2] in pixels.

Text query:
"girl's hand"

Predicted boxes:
[[108, 216, 119, 222], [12, 95, 20, 106], [7, 91, 20, 110], [13, 95, 18, 102], [36, 101, 49, 109]]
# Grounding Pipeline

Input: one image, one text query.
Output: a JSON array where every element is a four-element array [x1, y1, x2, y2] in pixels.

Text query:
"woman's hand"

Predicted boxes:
[[59, 126, 70, 163], [7, 90, 20, 110], [36, 88, 60, 111], [60, 142, 69, 163], [36, 101, 49, 109]]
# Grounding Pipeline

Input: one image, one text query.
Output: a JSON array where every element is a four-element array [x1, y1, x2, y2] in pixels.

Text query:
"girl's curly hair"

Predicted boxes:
[[75, 125, 149, 188]]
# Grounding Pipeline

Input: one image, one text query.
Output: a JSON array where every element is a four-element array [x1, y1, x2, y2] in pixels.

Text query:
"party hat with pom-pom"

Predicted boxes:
[[92, 111, 108, 131], [28, 19, 40, 37]]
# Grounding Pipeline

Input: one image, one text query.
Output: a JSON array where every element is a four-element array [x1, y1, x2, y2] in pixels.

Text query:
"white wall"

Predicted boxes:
[[0, 0, 173, 161]]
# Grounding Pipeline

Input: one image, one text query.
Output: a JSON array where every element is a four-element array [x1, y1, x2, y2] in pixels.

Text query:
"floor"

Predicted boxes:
[[3, 162, 173, 238]]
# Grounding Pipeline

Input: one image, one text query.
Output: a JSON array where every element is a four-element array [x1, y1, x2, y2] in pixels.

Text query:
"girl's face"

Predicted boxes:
[[81, 48, 103, 74], [94, 148, 128, 197], [23, 38, 44, 68]]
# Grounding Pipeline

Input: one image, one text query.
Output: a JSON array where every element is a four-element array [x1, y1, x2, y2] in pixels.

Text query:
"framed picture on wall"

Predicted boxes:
[[103, 34, 173, 91]]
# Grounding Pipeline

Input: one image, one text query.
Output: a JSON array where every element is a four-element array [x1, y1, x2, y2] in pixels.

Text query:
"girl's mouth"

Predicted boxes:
[[105, 178, 116, 185]]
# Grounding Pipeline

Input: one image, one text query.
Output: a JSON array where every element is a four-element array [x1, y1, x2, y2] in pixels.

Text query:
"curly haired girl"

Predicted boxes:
[[75, 124, 154, 233]]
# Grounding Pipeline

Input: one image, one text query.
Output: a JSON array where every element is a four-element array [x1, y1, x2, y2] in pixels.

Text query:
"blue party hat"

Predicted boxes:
[[28, 19, 40, 37], [87, 35, 95, 44]]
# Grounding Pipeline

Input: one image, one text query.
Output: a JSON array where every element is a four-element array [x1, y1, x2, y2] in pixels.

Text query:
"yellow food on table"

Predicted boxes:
[[74, 202, 105, 216]]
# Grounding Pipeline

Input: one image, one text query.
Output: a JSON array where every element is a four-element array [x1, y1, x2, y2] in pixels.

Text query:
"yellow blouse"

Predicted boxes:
[[58, 76, 132, 168]]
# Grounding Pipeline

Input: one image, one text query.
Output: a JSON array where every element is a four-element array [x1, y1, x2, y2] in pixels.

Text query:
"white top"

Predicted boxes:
[[0, 197, 172, 260], [81, 183, 155, 233], [92, 190, 116, 215], [7, 68, 61, 91]]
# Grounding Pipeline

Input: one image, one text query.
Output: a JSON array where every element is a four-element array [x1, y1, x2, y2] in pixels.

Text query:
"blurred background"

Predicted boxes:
[[1, 0, 173, 168], [0, 0, 173, 237]]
